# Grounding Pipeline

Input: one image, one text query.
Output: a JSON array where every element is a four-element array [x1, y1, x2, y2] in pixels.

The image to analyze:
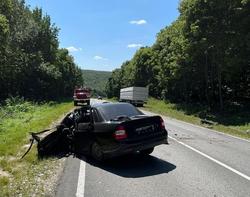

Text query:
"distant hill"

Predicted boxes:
[[82, 69, 112, 96]]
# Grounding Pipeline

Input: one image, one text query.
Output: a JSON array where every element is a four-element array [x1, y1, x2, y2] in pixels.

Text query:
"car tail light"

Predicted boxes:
[[160, 117, 165, 129], [114, 126, 127, 140]]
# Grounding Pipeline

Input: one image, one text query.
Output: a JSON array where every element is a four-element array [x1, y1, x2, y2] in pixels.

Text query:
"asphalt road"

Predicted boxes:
[[56, 99, 250, 197]]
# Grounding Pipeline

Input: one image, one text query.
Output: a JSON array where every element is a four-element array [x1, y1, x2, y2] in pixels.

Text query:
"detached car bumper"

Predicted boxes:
[[102, 135, 168, 158]]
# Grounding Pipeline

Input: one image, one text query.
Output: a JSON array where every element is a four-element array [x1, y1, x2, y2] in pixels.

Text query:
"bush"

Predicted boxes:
[[0, 97, 34, 118]]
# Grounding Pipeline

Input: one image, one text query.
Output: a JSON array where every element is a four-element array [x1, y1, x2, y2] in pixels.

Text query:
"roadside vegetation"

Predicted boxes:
[[145, 98, 250, 139], [0, 97, 74, 196]]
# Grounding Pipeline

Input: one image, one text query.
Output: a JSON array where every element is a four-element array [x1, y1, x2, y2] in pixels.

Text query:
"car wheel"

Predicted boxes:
[[91, 143, 104, 161], [140, 147, 154, 155]]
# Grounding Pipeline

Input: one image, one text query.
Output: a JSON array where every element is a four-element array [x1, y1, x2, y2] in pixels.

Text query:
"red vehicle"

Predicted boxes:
[[73, 88, 91, 106]]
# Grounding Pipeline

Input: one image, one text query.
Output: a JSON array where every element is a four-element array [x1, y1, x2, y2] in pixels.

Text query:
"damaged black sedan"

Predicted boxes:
[[28, 102, 168, 161]]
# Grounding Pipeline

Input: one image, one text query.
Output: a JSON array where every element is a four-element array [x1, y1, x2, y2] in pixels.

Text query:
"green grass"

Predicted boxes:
[[144, 98, 250, 139], [0, 99, 74, 196]]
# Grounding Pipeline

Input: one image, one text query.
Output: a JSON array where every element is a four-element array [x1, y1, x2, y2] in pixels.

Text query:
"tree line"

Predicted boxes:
[[106, 0, 250, 110], [0, 0, 83, 101]]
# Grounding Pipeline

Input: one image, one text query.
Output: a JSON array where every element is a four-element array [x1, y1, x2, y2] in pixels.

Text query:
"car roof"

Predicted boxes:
[[92, 102, 132, 108], [92, 102, 143, 121]]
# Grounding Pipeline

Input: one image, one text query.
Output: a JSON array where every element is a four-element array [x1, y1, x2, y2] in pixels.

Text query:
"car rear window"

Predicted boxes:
[[96, 103, 143, 121]]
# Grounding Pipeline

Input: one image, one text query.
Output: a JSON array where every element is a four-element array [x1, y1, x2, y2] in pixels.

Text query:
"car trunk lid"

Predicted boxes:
[[118, 116, 166, 142]]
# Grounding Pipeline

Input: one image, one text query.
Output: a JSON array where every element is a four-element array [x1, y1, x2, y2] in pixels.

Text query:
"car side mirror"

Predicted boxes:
[[77, 123, 91, 132]]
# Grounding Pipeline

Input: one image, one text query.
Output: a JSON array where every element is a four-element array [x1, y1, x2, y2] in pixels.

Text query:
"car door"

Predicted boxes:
[[91, 108, 118, 148], [73, 108, 94, 155]]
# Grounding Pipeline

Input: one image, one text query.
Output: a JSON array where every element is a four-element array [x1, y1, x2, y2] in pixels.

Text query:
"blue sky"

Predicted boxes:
[[26, 0, 180, 71]]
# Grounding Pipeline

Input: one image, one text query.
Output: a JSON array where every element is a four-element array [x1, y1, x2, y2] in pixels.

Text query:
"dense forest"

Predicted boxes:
[[82, 70, 111, 97], [106, 0, 250, 110], [0, 0, 83, 101]]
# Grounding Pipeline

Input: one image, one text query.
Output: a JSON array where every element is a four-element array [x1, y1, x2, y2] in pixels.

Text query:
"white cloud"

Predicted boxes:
[[129, 19, 147, 25], [66, 46, 82, 52], [127, 43, 143, 48], [94, 55, 108, 60]]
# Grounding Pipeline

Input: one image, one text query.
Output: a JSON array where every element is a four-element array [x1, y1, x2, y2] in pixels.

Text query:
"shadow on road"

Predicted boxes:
[[81, 154, 176, 178]]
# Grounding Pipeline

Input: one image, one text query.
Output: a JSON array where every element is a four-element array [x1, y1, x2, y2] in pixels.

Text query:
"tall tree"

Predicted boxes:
[[0, 0, 84, 101], [107, 0, 250, 110]]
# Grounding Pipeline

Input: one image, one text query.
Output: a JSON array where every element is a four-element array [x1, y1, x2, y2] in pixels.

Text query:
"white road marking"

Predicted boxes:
[[169, 135, 250, 181], [76, 160, 86, 197]]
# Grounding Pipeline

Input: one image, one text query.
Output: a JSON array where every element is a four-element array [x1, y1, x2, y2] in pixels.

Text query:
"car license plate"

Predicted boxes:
[[135, 125, 155, 135]]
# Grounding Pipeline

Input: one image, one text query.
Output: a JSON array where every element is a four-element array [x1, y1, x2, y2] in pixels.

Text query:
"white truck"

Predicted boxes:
[[119, 87, 148, 107]]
